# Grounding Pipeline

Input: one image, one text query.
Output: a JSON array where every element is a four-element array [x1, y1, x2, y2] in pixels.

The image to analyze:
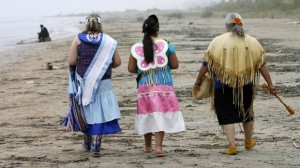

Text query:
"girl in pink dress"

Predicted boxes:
[[128, 15, 185, 157]]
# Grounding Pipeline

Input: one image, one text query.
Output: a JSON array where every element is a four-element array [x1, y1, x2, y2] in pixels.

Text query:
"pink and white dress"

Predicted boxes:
[[131, 39, 185, 135]]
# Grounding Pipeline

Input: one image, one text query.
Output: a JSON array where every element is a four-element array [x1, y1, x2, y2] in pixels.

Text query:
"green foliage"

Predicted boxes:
[[201, 9, 214, 18], [166, 12, 183, 19], [136, 16, 144, 22], [205, 0, 300, 18], [146, 8, 160, 12]]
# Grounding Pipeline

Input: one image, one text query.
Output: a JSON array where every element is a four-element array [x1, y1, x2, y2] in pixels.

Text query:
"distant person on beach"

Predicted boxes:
[[195, 13, 277, 155], [67, 13, 122, 157], [128, 14, 185, 157], [38, 24, 51, 42]]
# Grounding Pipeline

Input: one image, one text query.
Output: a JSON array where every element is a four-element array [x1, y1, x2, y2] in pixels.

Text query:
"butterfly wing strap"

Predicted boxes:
[[131, 39, 168, 71]]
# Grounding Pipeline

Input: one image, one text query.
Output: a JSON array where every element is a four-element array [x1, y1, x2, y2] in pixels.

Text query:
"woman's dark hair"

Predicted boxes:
[[142, 15, 159, 64]]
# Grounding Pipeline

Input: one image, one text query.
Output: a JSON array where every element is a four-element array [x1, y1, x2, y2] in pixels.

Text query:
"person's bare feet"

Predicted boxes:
[[144, 146, 152, 153], [155, 150, 166, 157]]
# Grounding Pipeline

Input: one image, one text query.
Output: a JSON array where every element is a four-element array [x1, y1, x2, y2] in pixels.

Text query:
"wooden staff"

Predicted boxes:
[[261, 83, 295, 115]]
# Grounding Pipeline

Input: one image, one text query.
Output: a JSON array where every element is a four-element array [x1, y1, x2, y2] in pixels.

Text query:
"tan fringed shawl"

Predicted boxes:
[[204, 32, 266, 113]]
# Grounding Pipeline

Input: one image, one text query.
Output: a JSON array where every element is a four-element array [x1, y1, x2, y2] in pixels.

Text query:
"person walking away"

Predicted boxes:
[[128, 14, 185, 157], [195, 13, 277, 155], [67, 13, 122, 157]]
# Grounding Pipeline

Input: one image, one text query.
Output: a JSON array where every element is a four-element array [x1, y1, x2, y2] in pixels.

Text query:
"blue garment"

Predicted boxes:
[[167, 42, 175, 55], [77, 78, 121, 135], [80, 79, 121, 124], [78, 33, 102, 45], [76, 33, 121, 135], [84, 119, 121, 135], [202, 61, 225, 89], [77, 35, 112, 79]]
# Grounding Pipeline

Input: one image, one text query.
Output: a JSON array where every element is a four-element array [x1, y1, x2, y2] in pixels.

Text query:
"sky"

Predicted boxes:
[[1, 0, 219, 17]]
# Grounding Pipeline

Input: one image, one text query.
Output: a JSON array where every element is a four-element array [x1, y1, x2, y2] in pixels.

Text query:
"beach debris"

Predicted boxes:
[[47, 62, 53, 70], [26, 81, 35, 84], [195, 46, 202, 50], [293, 142, 300, 149], [62, 149, 74, 152], [286, 21, 300, 24]]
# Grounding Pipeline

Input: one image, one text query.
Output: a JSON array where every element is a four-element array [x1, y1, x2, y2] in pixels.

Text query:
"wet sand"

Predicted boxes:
[[0, 12, 299, 168]]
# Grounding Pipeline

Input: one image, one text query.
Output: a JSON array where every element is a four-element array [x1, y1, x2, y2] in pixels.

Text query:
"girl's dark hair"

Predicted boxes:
[[142, 15, 159, 64]]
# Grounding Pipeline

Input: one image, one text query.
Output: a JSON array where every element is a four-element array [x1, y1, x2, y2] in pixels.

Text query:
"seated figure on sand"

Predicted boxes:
[[38, 24, 51, 42]]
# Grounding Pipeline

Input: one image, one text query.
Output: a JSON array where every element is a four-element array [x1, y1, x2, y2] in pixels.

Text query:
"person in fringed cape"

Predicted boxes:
[[195, 13, 277, 155], [128, 15, 185, 157], [65, 13, 122, 157]]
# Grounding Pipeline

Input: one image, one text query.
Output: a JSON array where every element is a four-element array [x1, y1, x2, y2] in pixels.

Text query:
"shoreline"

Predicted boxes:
[[0, 16, 84, 51], [0, 35, 74, 71]]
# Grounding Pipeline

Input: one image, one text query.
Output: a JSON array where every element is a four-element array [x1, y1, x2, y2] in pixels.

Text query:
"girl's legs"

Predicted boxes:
[[83, 133, 92, 151], [92, 134, 102, 157], [155, 131, 165, 156], [144, 133, 152, 153]]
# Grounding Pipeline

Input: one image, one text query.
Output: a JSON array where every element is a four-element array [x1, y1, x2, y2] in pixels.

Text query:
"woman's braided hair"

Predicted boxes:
[[142, 15, 159, 64], [225, 13, 244, 37], [83, 13, 103, 33]]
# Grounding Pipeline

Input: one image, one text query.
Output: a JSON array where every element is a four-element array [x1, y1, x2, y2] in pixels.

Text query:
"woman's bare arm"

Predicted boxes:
[[111, 49, 121, 68], [68, 37, 79, 66], [168, 52, 179, 69], [128, 55, 138, 73], [195, 65, 208, 88], [259, 63, 277, 94]]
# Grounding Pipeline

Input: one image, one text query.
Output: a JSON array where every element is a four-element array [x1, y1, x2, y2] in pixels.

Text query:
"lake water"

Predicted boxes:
[[0, 16, 85, 51]]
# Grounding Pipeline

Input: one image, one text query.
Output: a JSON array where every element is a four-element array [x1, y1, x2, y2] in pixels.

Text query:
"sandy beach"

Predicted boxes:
[[0, 12, 299, 168]]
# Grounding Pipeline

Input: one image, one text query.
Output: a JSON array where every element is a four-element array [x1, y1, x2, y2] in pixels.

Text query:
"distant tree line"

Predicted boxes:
[[223, 0, 299, 5], [202, 0, 300, 18], [220, 0, 300, 9]]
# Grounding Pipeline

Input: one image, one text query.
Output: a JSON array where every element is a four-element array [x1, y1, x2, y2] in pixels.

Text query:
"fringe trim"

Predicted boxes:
[[206, 51, 265, 116]]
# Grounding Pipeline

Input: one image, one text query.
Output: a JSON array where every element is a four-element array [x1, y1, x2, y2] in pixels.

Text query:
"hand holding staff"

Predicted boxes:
[[261, 83, 295, 115]]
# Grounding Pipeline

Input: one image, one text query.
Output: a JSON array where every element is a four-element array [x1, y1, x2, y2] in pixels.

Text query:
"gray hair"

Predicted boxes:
[[225, 13, 244, 37]]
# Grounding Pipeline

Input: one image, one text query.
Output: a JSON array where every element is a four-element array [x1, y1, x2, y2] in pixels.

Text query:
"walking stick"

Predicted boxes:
[[261, 83, 295, 115]]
